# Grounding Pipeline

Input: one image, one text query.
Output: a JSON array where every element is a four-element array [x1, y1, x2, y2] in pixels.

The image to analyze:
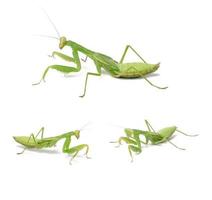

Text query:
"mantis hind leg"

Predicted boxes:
[[79, 60, 102, 97], [17, 127, 44, 155], [167, 140, 186, 150], [145, 120, 156, 133], [33, 50, 81, 85], [125, 66, 167, 89], [141, 74, 168, 89], [35, 127, 45, 139], [17, 133, 37, 155], [119, 45, 147, 64], [176, 129, 198, 137]]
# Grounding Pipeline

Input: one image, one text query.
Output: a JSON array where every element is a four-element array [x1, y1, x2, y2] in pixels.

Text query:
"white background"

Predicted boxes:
[[0, 0, 211, 199]]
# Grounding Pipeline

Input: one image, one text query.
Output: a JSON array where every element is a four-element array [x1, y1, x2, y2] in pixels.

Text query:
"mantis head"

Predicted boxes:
[[124, 128, 134, 137], [59, 36, 67, 49], [73, 130, 80, 139]]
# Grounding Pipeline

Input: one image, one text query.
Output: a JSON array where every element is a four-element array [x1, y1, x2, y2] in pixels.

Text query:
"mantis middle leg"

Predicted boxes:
[[79, 60, 102, 97]]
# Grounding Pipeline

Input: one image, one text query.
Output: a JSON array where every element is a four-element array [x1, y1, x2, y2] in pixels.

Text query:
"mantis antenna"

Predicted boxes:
[[33, 34, 59, 40], [79, 121, 92, 131], [42, 8, 61, 39]]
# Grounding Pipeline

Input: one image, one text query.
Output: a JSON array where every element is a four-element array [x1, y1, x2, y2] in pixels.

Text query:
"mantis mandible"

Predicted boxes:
[[111, 120, 198, 162], [13, 127, 90, 164], [33, 13, 168, 97]]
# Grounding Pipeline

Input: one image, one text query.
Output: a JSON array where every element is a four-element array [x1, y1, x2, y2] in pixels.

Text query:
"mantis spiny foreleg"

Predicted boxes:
[[111, 134, 142, 162], [49, 51, 75, 62], [125, 66, 167, 89], [68, 145, 90, 164], [62, 134, 90, 164], [33, 50, 81, 85]]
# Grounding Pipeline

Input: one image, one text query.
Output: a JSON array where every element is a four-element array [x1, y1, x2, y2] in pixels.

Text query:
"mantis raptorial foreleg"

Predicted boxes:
[[119, 45, 147, 64], [110, 136, 136, 146], [79, 61, 102, 97], [65, 144, 90, 164], [62, 134, 90, 164], [50, 51, 75, 62], [111, 136, 140, 162], [128, 145, 142, 162], [33, 50, 81, 85]]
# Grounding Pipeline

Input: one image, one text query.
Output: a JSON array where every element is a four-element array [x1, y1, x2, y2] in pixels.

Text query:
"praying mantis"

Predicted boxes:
[[33, 13, 168, 97], [111, 120, 198, 162], [13, 127, 90, 164], [13, 12, 198, 164]]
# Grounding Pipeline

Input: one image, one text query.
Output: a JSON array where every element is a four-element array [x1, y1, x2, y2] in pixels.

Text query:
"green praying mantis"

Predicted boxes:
[[13, 127, 90, 164], [13, 12, 198, 164], [33, 13, 168, 97], [111, 120, 198, 162]]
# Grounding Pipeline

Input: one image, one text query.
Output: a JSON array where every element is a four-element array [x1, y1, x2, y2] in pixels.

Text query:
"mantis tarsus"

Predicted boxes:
[[13, 127, 90, 164], [111, 120, 198, 162], [33, 14, 168, 97]]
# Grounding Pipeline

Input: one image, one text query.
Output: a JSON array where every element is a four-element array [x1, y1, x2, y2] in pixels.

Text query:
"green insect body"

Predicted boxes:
[[111, 120, 197, 162], [34, 36, 167, 97], [13, 127, 90, 164], [116, 62, 160, 78]]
